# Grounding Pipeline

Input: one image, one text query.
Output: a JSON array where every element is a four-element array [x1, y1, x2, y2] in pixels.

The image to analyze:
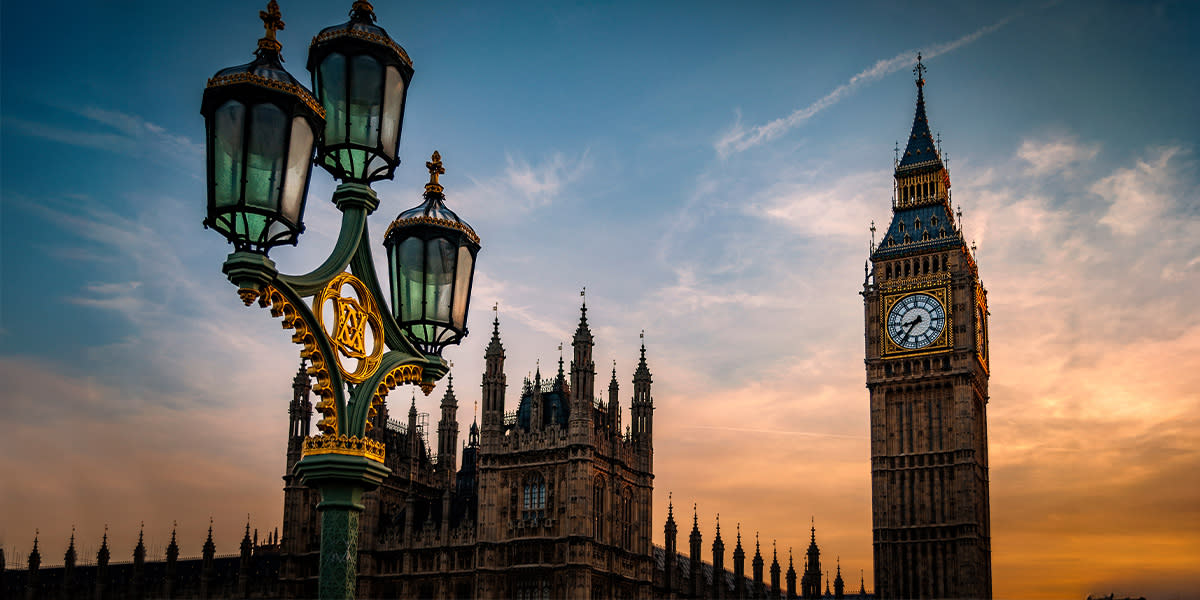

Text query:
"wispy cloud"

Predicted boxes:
[[454, 150, 592, 218], [1017, 134, 1101, 177], [714, 16, 1014, 157], [1094, 146, 1188, 237], [4, 105, 202, 169]]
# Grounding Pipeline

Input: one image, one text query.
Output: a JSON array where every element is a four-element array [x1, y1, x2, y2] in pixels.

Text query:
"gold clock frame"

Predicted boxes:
[[975, 282, 989, 373], [881, 285, 954, 358]]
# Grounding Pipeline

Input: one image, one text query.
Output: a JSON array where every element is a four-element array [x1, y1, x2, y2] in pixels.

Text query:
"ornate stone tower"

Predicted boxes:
[[863, 54, 992, 599]]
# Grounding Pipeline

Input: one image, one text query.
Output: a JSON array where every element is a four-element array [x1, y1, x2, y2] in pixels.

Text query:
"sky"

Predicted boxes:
[[1, 1, 1198, 598]]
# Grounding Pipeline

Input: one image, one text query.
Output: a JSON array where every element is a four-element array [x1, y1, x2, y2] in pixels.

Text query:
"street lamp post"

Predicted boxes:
[[199, 3, 479, 599]]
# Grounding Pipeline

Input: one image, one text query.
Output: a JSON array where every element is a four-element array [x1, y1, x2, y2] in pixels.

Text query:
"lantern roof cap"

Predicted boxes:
[[384, 151, 480, 246], [204, 1, 323, 119], [309, 1, 413, 71]]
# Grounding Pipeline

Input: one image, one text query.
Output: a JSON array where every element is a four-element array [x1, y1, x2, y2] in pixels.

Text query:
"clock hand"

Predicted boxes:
[[898, 317, 921, 346]]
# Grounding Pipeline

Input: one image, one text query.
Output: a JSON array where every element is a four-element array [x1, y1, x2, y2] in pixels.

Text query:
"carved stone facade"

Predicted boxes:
[[276, 302, 656, 599], [862, 59, 992, 599]]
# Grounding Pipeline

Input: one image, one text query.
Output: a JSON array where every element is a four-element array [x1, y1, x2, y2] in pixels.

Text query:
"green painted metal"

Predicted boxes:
[[272, 280, 349, 432], [221, 250, 277, 295], [278, 209, 367, 296], [295, 453, 389, 600]]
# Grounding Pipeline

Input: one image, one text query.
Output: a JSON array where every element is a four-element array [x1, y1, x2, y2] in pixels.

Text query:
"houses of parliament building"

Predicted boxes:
[[4, 59, 989, 600]]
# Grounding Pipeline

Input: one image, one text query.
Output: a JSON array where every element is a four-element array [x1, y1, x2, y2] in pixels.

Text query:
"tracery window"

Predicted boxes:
[[593, 476, 606, 541], [516, 579, 550, 600], [523, 473, 546, 522]]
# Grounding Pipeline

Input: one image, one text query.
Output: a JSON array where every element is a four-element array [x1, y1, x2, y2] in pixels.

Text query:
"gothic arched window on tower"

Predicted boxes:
[[523, 473, 547, 523], [593, 476, 606, 541]]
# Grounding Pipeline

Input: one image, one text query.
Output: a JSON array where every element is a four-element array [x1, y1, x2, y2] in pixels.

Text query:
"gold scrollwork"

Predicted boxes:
[[384, 215, 480, 245], [205, 72, 325, 119], [302, 433, 385, 463], [256, 287, 338, 434], [364, 364, 423, 433], [314, 273, 385, 384], [310, 28, 413, 69]]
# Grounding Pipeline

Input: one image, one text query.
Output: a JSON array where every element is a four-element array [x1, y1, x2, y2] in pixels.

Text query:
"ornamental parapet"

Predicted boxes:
[[302, 433, 386, 463]]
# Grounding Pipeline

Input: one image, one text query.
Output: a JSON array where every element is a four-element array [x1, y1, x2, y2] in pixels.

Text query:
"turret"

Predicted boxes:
[[801, 522, 821, 599], [664, 494, 678, 590], [27, 531, 41, 600], [63, 528, 77, 600], [132, 524, 146, 600], [165, 524, 179, 600], [286, 359, 312, 471], [689, 505, 703, 598], [733, 524, 746, 600], [770, 541, 781, 600], [201, 520, 215, 600], [530, 365, 544, 431], [95, 526, 111, 600], [238, 519, 252, 597], [833, 558, 844, 600], [608, 363, 620, 438], [631, 331, 653, 466], [437, 373, 460, 478], [753, 533, 765, 600], [712, 515, 726, 600], [569, 295, 595, 438], [786, 548, 797, 600], [480, 307, 506, 441]]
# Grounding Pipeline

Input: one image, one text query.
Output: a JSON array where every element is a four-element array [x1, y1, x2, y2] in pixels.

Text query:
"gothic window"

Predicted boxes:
[[914, 217, 922, 230], [931, 215, 938, 228], [516, 580, 550, 600], [523, 473, 547, 522], [898, 221, 906, 233], [620, 487, 634, 549], [593, 476, 606, 541]]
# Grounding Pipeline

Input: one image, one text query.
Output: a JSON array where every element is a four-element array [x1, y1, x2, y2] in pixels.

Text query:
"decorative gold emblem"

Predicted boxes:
[[314, 272, 385, 384], [302, 433, 386, 463]]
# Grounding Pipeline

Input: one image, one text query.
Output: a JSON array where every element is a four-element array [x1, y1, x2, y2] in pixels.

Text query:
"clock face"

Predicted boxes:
[[887, 293, 946, 350]]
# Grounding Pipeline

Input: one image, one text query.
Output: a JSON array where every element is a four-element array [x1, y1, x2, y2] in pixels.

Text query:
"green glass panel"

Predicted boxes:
[[451, 246, 473, 329], [280, 116, 313, 224], [380, 66, 403, 160], [212, 100, 244, 209], [398, 237, 424, 325], [245, 103, 287, 211], [348, 55, 381, 148], [426, 238, 455, 323], [319, 53, 347, 147]]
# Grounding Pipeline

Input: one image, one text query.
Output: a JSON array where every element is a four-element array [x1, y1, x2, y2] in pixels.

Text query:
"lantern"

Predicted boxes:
[[307, 1, 414, 183], [383, 152, 480, 355], [201, 1, 323, 253]]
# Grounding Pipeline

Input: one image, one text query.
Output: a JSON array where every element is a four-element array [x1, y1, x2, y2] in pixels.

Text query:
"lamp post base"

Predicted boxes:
[[294, 451, 391, 600]]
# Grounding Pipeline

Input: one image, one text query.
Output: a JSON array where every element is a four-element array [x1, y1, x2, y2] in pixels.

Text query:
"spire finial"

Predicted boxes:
[[257, 1, 285, 54], [668, 491, 673, 517], [581, 286, 586, 308], [914, 52, 926, 87], [716, 513, 721, 536], [693, 502, 698, 528], [350, 0, 377, 22], [425, 151, 446, 193]]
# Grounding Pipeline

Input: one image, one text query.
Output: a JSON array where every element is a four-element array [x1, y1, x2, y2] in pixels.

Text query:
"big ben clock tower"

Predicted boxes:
[[863, 55, 992, 599]]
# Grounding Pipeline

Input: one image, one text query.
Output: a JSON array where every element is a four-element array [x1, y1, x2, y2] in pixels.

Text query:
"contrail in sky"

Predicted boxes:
[[714, 15, 1016, 158]]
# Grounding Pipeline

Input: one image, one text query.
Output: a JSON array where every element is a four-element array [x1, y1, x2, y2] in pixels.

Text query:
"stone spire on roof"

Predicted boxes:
[[897, 53, 943, 174]]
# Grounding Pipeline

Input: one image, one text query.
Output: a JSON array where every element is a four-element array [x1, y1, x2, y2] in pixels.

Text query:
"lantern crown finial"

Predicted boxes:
[[257, 1, 285, 55], [426, 151, 445, 194], [351, 1, 377, 22]]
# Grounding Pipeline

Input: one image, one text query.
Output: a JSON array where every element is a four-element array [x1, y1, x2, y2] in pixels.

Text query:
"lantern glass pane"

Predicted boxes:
[[245, 103, 287, 211], [348, 55, 382, 149], [212, 100, 245, 209], [281, 116, 314, 224], [398, 237, 425, 324], [451, 246, 473, 329], [425, 237, 455, 323], [380, 65, 403, 160], [319, 53, 347, 145]]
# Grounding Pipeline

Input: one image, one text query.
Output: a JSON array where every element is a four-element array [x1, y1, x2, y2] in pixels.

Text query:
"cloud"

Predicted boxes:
[[3, 105, 203, 170], [1017, 134, 1101, 177], [1094, 146, 1189, 236], [454, 150, 592, 218], [715, 16, 1015, 157]]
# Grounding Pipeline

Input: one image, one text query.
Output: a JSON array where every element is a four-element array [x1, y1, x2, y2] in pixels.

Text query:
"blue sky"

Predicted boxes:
[[2, 1, 1199, 597]]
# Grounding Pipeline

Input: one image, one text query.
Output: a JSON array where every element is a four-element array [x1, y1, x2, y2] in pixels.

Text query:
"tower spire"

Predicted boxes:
[[896, 53, 943, 175]]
